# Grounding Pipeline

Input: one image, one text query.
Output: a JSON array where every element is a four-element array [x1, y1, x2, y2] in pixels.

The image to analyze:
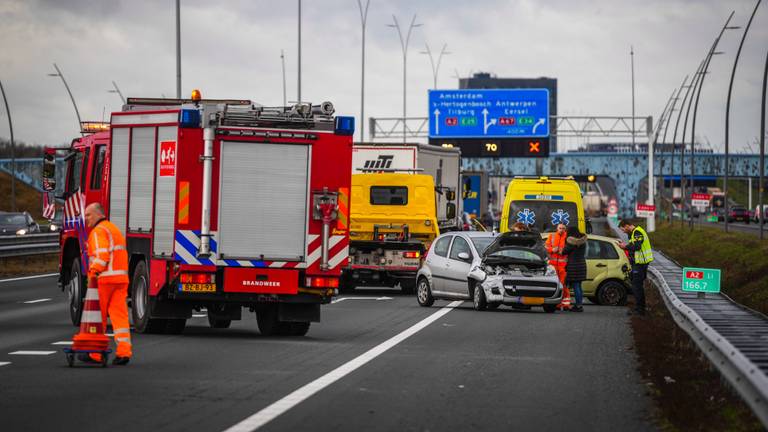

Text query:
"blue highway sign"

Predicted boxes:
[[428, 89, 550, 139]]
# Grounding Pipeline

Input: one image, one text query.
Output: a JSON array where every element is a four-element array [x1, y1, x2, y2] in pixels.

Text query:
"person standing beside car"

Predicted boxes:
[[562, 226, 587, 312], [546, 223, 568, 287], [618, 220, 654, 316]]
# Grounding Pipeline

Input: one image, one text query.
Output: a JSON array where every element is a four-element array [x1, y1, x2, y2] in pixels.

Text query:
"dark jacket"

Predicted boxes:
[[563, 234, 587, 283]]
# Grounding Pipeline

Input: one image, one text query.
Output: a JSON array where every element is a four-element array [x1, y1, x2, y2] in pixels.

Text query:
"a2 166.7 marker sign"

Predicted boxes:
[[682, 267, 721, 293]]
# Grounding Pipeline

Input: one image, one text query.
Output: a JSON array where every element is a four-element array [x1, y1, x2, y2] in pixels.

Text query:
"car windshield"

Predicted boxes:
[[471, 236, 495, 255], [508, 200, 579, 233], [487, 247, 544, 263], [0, 214, 27, 225]]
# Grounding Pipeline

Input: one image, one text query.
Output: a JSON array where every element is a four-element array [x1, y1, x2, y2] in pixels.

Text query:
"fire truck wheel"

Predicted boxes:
[[130, 260, 167, 334], [208, 316, 232, 329], [256, 305, 281, 336], [399, 279, 416, 294], [286, 322, 310, 336], [67, 257, 85, 326]]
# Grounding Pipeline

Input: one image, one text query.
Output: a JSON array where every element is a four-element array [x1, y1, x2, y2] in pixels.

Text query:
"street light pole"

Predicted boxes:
[[388, 14, 422, 144], [631, 45, 636, 150], [0, 78, 15, 212], [690, 11, 736, 230], [280, 49, 287, 106], [356, 0, 371, 143], [677, 60, 706, 226], [109, 80, 126, 104], [760, 47, 767, 240], [661, 75, 689, 220], [176, 0, 181, 98], [48, 63, 82, 132], [725, 0, 760, 233], [422, 43, 450, 89], [298, 0, 302, 104]]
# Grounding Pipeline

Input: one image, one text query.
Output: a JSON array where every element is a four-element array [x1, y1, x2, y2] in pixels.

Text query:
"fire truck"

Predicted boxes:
[[42, 93, 353, 336]]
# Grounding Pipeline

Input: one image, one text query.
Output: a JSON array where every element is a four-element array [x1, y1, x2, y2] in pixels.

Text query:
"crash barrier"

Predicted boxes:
[[0, 233, 59, 258], [608, 218, 768, 427]]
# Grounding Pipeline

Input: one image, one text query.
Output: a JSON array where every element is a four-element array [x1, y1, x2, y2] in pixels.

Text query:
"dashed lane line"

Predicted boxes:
[[51, 341, 73, 345], [0, 274, 58, 284], [0, 362, 10, 367], [9, 351, 56, 356], [22, 298, 52, 304], [222, 300, 464, 432]]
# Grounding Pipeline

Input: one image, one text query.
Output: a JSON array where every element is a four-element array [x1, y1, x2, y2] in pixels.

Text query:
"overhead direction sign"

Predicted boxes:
[[428, 89, 550, 139]]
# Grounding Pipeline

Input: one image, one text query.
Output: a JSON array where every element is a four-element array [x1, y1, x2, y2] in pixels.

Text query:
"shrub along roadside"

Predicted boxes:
[[649, 222, 768, 316]]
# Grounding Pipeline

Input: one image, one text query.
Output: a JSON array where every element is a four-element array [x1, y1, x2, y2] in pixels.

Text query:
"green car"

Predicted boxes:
[[582, 234, 631, 306]]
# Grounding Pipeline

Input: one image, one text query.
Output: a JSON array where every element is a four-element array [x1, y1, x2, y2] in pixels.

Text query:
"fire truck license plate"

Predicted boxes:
[[179, 283, 216, 293]]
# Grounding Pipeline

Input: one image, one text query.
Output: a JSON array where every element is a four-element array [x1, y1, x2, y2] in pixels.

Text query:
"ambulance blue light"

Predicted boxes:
[[180, 109, 201, 128], [335, 116, 355, 136]]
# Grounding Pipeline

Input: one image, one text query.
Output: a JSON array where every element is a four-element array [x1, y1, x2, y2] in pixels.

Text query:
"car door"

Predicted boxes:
[[583, 238, 621, 296], [445, 236, 474, 295], [426, 235, 453, 293]]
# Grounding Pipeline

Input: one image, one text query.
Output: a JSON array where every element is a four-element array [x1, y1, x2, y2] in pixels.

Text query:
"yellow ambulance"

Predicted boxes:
[[500, 176, 590, 234]]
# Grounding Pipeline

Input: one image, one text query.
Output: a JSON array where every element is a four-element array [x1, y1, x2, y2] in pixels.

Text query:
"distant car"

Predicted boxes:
[[727, 206, 750, 224], [0, 211, 40, 236], [416, 231, 563, 313]]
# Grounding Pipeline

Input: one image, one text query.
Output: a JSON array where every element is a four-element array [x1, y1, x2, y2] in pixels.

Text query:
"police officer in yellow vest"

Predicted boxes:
[[617, 220, 654, 316]]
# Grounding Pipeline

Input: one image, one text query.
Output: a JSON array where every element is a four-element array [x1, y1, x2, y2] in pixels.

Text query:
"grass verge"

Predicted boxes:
[[630, 286, 763, 431], [0, 254, 58, 279], [649, 222, 768, 315]]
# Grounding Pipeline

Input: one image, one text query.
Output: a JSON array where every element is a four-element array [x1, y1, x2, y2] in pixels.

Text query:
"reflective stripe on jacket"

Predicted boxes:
[[546, 232, 568, 267], [87, 219, 129, 283], [630, 226, 654, 265]]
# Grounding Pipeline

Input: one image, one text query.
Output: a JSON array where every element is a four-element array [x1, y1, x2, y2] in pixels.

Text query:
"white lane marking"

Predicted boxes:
[[222, 300, 464, 432], [0, 273, 58, 284], [51, 341, 73, 345], [23, 298, 52, 304], [9, 351, 56, 355], [0, 362, 10, 367], [331, 296, 394, 304]]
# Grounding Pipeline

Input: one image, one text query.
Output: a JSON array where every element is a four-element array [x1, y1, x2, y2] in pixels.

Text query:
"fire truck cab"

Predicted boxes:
[[43, 95, 353, 336]]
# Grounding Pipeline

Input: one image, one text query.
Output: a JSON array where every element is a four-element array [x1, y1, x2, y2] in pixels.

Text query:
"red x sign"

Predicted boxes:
[[528, 141, 540, 153]]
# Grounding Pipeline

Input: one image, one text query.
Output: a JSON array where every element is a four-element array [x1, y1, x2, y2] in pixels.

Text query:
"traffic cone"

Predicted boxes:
[[558, 286, 572, 311], [71, 281, 109, 352]]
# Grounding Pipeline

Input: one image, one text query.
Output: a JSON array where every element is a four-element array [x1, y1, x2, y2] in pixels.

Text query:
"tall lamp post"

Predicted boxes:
[[689, 11, 736, 230], [660, 75, 690, 221], [356, 0, 371, 143], [108, 80, 126, 104], [631, 46, 636, 150], [422, 43, 450, 89], [675, 60, 706, 225], [175, 0, 181, 98], [759, 47, 767, 239], [724, 0, 761, 233], [48, 63, 82, 133], [0, 78, 15, 211], [388, 14, 422, 144], [298, 0, 302, 104], [280, 49, 287, 106]]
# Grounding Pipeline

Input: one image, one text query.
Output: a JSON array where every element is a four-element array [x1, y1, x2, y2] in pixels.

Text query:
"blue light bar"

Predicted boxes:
[[179, 109, 201, 128], [335, 116, 355, 136]]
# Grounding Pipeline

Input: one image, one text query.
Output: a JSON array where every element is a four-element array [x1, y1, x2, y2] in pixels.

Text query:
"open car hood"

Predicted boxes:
[[482, 231, 548, 261]]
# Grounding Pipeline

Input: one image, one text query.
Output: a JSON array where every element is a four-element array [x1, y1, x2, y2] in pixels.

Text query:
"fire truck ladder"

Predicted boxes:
[[218, 103, 337, 131]]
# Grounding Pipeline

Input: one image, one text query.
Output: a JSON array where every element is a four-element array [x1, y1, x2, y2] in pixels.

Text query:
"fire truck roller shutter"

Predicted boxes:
[[128, 127, 155, 232], [153, 126, 178, 256], [109, 128, 130, 233], [218, 141, 309, 261]]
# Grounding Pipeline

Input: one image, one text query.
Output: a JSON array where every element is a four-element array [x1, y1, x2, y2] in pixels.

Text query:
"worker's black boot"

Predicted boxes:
[[112, 356, 130, 366]]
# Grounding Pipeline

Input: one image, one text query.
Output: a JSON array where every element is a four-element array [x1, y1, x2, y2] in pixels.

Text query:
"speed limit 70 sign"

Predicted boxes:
[[682, 267, 721, 293]]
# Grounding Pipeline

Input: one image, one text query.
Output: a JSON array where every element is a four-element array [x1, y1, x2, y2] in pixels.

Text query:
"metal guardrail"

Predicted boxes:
[[608, 218, 768, 427], [0, 233, 59, 258]]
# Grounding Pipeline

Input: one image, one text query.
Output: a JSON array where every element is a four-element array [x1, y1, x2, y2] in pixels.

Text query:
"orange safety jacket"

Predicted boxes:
[[87, 219, 129, 284], [546, 231, 568, 268]]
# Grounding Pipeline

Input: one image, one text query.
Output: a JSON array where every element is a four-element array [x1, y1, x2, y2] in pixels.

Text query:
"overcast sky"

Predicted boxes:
[[0, 0, 766, 152]]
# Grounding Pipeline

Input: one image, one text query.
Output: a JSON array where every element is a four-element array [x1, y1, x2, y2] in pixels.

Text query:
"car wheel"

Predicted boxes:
[[400, 279, 416, 295], [130, 260, 168, 334], [416, 277, 434, 307], [256, 305, 282, 336], [543, 304, 557, 313], [67, 257, 85, 326], [473, 285, 487, 311], [208, 315, 232, 329], [286, 322, 311, 336], [587, 296, 600, 305], [597, 280, 628, 306]]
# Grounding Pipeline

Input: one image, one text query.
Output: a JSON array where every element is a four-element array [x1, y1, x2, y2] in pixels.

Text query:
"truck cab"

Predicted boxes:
[[343, 172, 440, 292]]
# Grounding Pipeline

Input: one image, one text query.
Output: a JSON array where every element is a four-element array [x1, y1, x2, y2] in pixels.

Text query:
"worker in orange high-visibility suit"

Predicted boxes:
[[546, 224, 570, 309], [83, 203, 132, 365]]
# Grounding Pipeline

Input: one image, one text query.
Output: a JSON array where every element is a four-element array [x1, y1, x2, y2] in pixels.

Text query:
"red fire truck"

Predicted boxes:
[[42, 94, 353, 336]]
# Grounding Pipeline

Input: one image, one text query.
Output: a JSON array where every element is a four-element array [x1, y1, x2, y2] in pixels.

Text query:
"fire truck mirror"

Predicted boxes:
[[446, 190, 456, 202], [42, 152, 56, 192], [446, 203, 456, 220]]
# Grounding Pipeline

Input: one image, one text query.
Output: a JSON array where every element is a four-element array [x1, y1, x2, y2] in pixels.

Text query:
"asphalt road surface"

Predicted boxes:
[[699, 219, 768, 238], [0, 275, 655, 432]]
